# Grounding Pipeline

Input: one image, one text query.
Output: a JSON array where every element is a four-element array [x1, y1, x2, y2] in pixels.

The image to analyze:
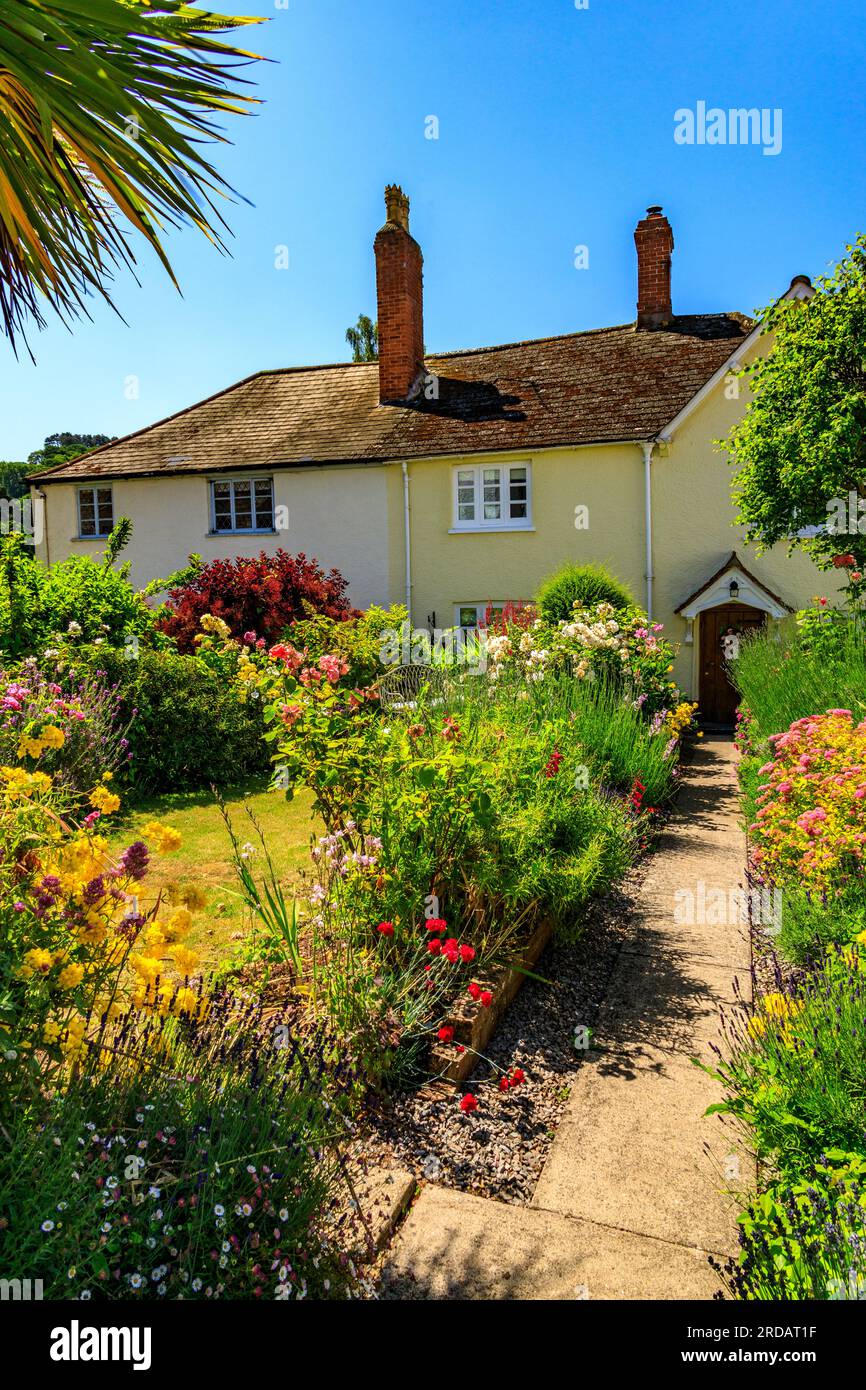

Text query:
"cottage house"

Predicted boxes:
[[30, 186, 839, 723]]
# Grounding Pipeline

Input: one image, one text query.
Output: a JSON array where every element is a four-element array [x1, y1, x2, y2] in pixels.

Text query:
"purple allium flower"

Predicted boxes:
[[119, 841, 150, 881]]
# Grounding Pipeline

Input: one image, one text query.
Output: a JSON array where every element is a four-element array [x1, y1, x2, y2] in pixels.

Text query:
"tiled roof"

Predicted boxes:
[[32, 313, 752, 483]]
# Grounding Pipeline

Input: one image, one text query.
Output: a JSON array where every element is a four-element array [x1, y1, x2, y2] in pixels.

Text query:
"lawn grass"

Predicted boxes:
[[108, 778, 319, 973]]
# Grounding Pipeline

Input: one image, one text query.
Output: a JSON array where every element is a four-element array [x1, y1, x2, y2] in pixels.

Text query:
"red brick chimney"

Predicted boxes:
[[634, 206, 674, 329], [374, 184, 425, 402]]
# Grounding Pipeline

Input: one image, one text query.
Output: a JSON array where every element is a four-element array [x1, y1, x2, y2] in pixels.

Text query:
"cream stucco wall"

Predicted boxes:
[[36, 463, 401, 614], [652, 339, 843, 694], [404, 442, 644, 629]]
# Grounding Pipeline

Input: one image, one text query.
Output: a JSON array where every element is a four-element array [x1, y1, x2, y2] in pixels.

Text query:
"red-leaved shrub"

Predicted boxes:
[[158, 550, 359, 652]]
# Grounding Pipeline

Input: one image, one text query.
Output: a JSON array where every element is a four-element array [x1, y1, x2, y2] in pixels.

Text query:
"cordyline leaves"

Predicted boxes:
[[724, 234, 866, 570], [0, 0, 265, 353]]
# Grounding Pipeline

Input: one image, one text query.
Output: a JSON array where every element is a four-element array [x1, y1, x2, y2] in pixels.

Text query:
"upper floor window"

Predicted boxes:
[[452, 463, 531, 530], [77, 485, 114, 538], [210, 477, 274, 533]]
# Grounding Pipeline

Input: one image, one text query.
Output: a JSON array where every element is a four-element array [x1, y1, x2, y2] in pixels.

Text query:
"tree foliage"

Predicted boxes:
[[345, 313, 378, 362], [726, 236, 866, 571]]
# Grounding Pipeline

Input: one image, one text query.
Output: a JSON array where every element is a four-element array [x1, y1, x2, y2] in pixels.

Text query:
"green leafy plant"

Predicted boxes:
[[535, 562, 634, 623]]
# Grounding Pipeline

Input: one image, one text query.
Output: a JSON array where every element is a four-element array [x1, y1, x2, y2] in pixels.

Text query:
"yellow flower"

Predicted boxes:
[[144, 924, 169, 956], [129, 955, 163, 984], [171, 945, 199, 976], [18, 737, 45, 758], [42, 1019, 63, 1044], [21, 947, 53, 976], [181, 884, 207, 912], [89, 785, 121, 815], [163, 907, 192, 943], [172, 986, 200, 1017], [141, 821, 182, 854], [57, 963, 85, 990], [40, 726, 65, 750]]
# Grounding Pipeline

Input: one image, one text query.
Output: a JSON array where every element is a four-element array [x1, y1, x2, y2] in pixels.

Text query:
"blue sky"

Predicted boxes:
[[3, 0, 865, 459]]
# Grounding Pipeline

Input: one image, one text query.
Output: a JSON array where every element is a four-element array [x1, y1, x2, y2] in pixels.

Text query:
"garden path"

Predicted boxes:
[[379, 737, 755, 1299]]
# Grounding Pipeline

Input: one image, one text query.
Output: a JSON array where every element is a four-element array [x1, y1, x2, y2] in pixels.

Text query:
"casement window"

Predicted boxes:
[[455, 602, 507, 631], [77, 485, 114, 538], [451, 462, 532, 530], [210, 476, 275, 533]]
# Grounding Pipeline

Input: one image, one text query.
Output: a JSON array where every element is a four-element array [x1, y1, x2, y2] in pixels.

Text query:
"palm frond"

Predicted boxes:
[[0, 0, 266, 353]]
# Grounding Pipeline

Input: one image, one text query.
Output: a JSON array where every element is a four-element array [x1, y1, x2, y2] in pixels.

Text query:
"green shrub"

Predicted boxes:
[[60, 645, 267, 795], [535, 562, 634, 623], [709, 945, 866, 1299], [723, 1156, 866, 1300], [0, 532, 155, 659], [731, 608, 866, 751]]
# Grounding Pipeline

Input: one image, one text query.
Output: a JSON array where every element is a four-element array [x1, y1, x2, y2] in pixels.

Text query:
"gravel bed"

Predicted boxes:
[[359, 866, 645, 1206]]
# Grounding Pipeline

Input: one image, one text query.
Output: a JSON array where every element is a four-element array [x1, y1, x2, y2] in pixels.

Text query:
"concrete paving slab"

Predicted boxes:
[[380, 1185, 721, 1300]]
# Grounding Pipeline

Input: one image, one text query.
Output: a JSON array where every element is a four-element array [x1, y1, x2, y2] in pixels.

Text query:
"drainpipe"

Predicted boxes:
[[641, 441, 655, 619], [33, 488, 49, 566], [401, 461, 412, 622]]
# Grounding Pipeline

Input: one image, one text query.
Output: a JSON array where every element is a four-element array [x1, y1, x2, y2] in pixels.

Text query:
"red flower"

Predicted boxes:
[[427, 938, 442, 954], [510, 1068, 525, 1086], [459, 944, 476, 963], [459, 1094, 478, 1113], [468, 982, 482, 1001], [455, 1044, 465, 1054], [832, 553, 856, 568], [442, 938, 460, 963], [544, 748, 563, 778], [480, 990, 493, 1008], [499, 1076, 510, 1092], [437, 1026, 454, 1043], [425, 918, 447, 933], [376, 921, 394, 937]]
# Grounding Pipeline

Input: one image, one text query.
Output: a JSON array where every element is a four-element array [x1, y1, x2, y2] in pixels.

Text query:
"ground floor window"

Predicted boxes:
[[210, 476, 275, 533]]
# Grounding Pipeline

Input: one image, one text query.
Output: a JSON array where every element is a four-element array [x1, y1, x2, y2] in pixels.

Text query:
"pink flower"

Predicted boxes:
[[318, 653, 349, 684]]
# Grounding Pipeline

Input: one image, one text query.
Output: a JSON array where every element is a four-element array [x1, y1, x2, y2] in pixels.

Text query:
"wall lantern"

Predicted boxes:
[[729, 578, 740, 600]]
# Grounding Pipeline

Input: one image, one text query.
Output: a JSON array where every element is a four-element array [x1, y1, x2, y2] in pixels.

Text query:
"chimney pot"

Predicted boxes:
[[374, 184, 425, 402], [634, 205, 674, 330]]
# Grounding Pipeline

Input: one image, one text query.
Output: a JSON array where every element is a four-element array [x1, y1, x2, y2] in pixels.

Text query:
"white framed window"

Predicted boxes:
[[451, 462, 532, 530], [77, 485, 114, 538], [210, 476, 275, 533], [455, 602, 508, 631]]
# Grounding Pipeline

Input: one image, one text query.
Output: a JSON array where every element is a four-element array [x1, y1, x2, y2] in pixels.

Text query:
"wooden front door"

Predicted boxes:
[[699, 603, 766, 726]]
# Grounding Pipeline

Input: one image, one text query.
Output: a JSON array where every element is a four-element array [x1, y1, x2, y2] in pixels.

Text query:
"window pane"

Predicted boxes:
[[254, 478, 274, 529], [78, 491, 96, 536], [482, 468, 501, 520], [456, 470, 475, 522], [458, 606, 478, 628], [508, 467, 528, 519], [96, 488, 113, 534], [212, 482, 232, 531], [232, 480, 252, 529]]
